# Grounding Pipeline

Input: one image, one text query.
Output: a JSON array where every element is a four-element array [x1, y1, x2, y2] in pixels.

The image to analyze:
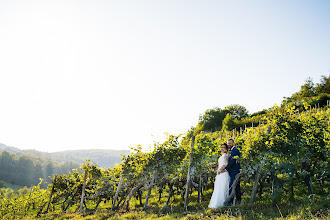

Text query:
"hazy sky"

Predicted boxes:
[[0, 0, 329, 152]]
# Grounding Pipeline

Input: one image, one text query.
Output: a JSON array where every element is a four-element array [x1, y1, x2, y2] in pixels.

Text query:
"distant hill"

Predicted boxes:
[[49, 149, 130, 168], [0, 143, 129, 168], [0, 143, 21, 153]]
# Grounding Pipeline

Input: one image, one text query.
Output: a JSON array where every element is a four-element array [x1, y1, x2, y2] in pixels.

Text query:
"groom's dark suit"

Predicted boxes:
[[225, 146, 241, 205]]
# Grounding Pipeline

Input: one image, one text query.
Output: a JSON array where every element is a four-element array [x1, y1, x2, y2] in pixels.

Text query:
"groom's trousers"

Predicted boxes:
[[229, 176, 241, 205]]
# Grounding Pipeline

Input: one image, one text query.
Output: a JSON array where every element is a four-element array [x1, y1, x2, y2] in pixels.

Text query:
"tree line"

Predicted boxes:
[[0, 151, 79, 188]]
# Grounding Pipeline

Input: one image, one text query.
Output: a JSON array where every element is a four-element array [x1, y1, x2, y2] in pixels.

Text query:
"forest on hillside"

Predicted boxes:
[[0, 144, 130, 188], [0, 151, 79, 188], [0, 75, 329, 220]]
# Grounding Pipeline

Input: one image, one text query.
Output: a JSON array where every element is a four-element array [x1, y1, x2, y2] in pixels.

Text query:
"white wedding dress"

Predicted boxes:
[[208, 153, 230, 208]]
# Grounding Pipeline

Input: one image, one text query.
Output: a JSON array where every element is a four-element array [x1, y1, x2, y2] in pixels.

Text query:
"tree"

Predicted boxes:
[[222, 114, 236, 131], [0, 151, 14, 171], [0, 180, 6, 188], [195, 107, 228, 133], [318, 93, 330, 107], [291, 78, 316, 101], [300, 77, 316, 97], [315, 75, 330, 94], [224, 104, 249, 120]]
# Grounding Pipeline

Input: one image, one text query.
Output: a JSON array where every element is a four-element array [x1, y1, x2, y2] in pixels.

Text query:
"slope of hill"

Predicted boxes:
[[0, 143, 20, 153], [0, 75, 329, 219]]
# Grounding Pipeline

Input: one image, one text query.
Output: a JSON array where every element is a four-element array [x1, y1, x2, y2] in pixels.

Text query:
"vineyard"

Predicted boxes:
[[0, 104, 329, 219]]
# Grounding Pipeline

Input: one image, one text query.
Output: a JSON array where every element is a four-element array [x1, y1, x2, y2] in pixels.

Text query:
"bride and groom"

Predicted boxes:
[[208, 139, 241, 208]]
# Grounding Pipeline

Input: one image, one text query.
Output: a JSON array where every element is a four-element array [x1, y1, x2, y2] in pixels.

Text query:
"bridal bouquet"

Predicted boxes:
[[208, 162, 217, 169]]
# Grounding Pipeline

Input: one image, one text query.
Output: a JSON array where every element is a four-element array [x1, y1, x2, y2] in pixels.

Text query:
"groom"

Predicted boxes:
[[220, 139, 241, 205]]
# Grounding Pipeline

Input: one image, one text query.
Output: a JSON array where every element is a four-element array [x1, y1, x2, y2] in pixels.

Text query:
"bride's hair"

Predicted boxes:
[[221, 143, 228, 151]]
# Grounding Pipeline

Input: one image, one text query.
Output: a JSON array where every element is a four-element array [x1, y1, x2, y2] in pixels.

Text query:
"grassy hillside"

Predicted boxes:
[[0, 76, 329, 219], [1, 106, 328, 219]]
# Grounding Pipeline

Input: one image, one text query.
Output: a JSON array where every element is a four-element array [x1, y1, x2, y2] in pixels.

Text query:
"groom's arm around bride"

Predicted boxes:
[[224, 147, 240, 174], [221, 139, 242, 205]]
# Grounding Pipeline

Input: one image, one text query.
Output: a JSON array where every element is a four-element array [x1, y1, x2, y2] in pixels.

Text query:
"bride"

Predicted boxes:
[[208, 143, 230, 208]]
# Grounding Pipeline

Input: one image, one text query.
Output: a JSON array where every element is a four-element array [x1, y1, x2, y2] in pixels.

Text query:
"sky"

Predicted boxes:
[[0, 0, 329, 152]]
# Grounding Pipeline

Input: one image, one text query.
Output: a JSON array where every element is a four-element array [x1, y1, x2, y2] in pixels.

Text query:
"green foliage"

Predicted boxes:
[[224, 104, 249, 120], [195, 107, 228, 134], [195, 105, 249, 134], [0, 186, 30, 199], [284, 75, 329, 104], [315, 75, 330, 94], [318, 93, 330, 107], [250, 109, 268, 117], [222, 113, 236, 131], [0, 180, 6, 188], [0, 180, 47, 219], [0, 151, 79, 188], [292, 77, 317, 100]]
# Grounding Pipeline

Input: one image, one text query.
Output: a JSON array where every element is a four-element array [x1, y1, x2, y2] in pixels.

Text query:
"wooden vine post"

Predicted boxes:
[[112, 173, 123, 210], [250, 165, 262, 204], [163, 183, 174, 208], [184, 135, 195, 210], [79, 170, 87, 214], [224, 172, 242, 205], [143, 171, 157, 210], [198, 172, 202, 204], [126, 179, 147, 211]]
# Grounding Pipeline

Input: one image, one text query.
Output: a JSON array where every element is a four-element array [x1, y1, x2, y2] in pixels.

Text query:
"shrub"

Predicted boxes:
[[0, 180, 6, 188], [318, 93, 330, 107]]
